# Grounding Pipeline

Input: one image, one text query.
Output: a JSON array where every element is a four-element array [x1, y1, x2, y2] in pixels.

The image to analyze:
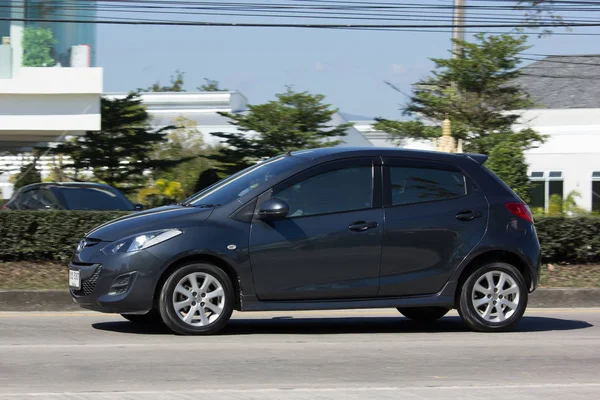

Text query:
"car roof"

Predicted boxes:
[[289, 147, 487, 164]]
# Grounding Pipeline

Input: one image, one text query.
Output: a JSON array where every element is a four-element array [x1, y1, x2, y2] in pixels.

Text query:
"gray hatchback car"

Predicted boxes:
[[69, 147, 541, 335]]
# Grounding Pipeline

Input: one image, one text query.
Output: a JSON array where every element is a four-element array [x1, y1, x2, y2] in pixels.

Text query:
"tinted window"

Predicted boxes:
[[593, 181, 600, 213], [529, 181, 545, 209], [275, 166, 372, 217], [185, 155, 305, 207], [21, 190, 44, 209], [390, 167, 466, 205], [52, 187, 134, 211]]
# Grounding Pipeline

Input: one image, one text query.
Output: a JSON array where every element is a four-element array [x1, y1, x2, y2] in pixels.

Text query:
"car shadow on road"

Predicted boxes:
[[91, 315, 593, 335]]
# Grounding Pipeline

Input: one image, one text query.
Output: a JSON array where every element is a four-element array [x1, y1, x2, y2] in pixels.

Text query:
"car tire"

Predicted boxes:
[[121, 309, 163, 325], [458, 262, 528, 332], [397, 307, 450, 322], [159, 263, 234, 335]]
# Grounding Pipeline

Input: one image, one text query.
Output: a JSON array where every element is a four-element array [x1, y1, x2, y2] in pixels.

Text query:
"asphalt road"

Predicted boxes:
[[0, 308, 599, 399]]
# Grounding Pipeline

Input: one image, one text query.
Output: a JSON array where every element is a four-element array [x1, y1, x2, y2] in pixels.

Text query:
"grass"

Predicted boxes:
[[540, 264, 600, 288], [0, 262, 67, 290], [1, 262, 599, 290]]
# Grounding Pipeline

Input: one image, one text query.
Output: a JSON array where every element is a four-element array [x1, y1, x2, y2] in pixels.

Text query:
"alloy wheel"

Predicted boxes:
[[172, 272, 225, 327], [471, 270, 520, 323]]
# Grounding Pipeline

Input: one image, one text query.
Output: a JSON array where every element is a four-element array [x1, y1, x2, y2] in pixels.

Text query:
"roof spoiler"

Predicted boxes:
[[466, 153, 488, 165]]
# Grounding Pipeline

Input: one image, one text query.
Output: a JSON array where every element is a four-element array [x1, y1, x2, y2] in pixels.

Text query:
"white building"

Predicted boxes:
[[105, 91, 374, 149], [0, 1, 102, 199]]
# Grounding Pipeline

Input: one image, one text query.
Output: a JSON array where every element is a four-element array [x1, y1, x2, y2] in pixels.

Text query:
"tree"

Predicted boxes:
[[144, 70, 185, 92], [22, 27, 56, 67], [54, 94, 179, 192], [486, 140, 531, 204], [516, 1, 566, 35], [211, 87, 350, 174], [11, 163, 42, 190], [151, 116, 216, 197], [375, 33, 545, 155], [197, 78, 227, 91], [137, 179, 185, 208]]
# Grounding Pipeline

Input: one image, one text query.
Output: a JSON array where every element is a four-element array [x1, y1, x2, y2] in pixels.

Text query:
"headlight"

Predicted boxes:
[[101, 229, 182, 255]]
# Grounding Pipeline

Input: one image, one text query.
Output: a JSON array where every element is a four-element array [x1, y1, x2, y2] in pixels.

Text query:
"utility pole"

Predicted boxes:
[[452, 0, 466, 58], [436, 0, 467, 154]]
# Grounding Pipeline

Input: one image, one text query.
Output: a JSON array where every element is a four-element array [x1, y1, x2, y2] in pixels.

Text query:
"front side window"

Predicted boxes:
[[389, 167, 467, 206], [274, 166, 373, 218]]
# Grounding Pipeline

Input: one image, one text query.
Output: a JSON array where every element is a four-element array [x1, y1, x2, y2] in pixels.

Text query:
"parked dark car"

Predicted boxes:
[[3, 182, 140, 211], [69, 147, 541, 335]]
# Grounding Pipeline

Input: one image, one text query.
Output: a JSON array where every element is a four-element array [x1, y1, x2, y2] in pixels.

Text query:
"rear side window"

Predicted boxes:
[[389, 167, 467, 206]]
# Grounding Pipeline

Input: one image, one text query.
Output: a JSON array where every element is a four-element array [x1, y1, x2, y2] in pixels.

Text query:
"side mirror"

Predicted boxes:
[[134, 203, 144, 211], [257, 198, 289, 219]]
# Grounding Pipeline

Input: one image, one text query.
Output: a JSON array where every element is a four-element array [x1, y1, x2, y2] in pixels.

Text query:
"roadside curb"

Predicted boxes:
[[1, 288, 599, 311]]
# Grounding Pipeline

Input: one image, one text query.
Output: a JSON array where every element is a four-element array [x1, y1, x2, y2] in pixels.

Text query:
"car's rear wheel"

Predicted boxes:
[[397, 307, 450, 322], [458, 262, 528, 332], [159, 263, 234, 335], [121, 309, 163, 325]]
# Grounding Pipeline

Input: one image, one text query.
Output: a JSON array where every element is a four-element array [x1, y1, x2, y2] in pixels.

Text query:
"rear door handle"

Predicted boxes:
[[455, 210, 482, 221], [348, 221, 379, 232]]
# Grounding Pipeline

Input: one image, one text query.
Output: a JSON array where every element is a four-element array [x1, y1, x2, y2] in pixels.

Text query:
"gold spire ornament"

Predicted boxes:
[[434, 118, 463, 153]]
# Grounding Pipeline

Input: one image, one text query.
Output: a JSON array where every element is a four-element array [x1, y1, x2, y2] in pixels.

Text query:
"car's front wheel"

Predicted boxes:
[[458, 262, 528, 332], [159, 263, 234, 335], [397, 307, 450, 322]]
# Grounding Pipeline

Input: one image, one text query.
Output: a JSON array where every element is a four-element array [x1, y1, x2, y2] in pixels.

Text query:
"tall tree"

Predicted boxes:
[[486, 139, 531, 203], [517, 1, 565, 35], [54, 94, 179, 192], [151, 116, 216, 197], [22, 27, 56, 67], [144, 70, 186, 92], [375, 33, 544, 155], [11, 163, 42, 190], [210, 87, 350, 174], [197, 78, 227, 92]]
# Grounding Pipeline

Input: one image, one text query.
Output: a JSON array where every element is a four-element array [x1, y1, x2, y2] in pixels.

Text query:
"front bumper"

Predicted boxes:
[[69, 249, 165, 314]]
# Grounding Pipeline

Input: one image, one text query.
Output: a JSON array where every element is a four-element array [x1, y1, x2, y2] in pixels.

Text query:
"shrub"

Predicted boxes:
[[535, 216, 600, 264], [0, 211, 131, 262]]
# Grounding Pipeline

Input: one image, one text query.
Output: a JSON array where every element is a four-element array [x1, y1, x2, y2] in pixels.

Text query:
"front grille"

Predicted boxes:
[[72, 266, 102, 296]]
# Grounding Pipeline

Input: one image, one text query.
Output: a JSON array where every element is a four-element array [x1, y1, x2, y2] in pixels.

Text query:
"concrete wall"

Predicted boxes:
[[515, 108, 600, 211], [0, 67, 102, 138]]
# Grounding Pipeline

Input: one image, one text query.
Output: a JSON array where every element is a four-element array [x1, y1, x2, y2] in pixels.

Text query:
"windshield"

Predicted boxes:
[[183, 155, 305, 207], [52, 187, 135, 211]]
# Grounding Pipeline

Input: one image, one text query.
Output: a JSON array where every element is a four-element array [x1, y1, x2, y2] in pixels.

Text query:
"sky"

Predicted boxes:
[[96, 1, 600, 120]]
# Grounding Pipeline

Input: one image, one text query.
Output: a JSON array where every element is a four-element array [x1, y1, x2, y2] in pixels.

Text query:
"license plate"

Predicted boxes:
[[69, 270, 81, 289]]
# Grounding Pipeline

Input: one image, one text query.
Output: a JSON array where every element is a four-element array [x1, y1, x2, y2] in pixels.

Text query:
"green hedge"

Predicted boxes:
[[0, 211, 131, 262], [0, 211, 599, 265], [534, 216, 600, 264]]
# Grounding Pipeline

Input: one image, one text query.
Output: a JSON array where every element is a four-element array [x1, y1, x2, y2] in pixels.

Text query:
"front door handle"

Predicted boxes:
[[348, 221, 379, 232], [455, 210, 482, 221]]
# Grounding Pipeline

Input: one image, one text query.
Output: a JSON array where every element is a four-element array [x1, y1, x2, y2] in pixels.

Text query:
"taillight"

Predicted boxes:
[[505, 202, 534, 223]]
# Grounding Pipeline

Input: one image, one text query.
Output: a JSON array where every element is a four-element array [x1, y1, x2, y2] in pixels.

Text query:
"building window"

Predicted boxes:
[[529, 171, 564, 212], [593, 172, 600, 213]]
